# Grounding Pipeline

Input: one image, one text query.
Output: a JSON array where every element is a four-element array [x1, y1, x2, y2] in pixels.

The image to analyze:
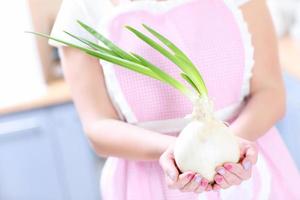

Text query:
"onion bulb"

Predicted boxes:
[[174, 98, 240, 182]]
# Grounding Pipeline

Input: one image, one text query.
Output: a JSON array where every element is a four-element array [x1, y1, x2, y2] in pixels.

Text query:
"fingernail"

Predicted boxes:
[[200, 179, 208, 187], [224, 164, 233, 171], [194, 175, 202, 183], [187, 173, 194, 180], [167, 171, 176, 181], [215, 177, 223, 184], [243, 161, 252, 170], [217, 168, 226, 175]]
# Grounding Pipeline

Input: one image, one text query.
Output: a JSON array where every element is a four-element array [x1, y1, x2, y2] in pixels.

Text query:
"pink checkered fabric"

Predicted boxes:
[[108, 0, 244, 122]]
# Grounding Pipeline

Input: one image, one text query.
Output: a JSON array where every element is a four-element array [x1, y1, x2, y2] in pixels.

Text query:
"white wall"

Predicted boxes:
[[0, 0, 46, 107]]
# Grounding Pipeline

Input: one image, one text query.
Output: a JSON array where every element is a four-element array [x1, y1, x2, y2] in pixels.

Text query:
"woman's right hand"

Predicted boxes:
[[159, 144, 211, 193]]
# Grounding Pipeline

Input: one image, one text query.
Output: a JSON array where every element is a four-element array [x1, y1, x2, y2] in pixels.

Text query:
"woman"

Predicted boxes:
[[50, 0, 300, 199]]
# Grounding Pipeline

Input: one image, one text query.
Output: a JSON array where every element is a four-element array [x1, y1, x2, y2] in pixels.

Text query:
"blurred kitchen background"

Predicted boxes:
[[0, 0, 299, 199]]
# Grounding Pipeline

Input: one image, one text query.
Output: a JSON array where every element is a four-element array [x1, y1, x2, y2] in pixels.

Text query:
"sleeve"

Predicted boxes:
[[49, 0, 111, 47], [233, 0, 251, 7]]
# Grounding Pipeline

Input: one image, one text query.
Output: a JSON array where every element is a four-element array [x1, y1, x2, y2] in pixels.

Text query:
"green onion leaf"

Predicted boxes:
[[126, 25, 207, 96], [142, 24, 207, 94], [180, 73, 201, 95], [142, 24, 193, 66], [63, 31, 117, 56], [26, 22, 209, 101], [26, 31, 162, 81], [131, 53, 194, 98], [77, 20, 139, 63]]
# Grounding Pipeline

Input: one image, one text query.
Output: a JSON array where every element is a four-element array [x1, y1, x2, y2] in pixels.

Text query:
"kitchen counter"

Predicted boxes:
[[0, 80, 72, 115]]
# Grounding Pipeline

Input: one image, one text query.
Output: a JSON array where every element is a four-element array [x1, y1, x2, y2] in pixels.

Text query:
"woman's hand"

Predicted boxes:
[[159, 144, 211, 193], [212, 137, 258, 191]]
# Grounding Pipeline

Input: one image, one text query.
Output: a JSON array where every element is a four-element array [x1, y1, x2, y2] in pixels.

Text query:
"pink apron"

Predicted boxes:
[[99, 0, 300, 199]]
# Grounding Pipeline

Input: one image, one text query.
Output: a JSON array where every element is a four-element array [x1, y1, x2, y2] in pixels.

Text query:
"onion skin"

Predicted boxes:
[[174, 119, 240, 182]]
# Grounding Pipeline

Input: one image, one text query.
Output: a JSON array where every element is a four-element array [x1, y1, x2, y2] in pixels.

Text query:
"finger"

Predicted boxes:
[[240, 147, 256, 180], [176, 172, 195, 189], [180, 174, 203, 192], [242, 159, 252, 171], [214, 174, 230, 189], [222, 163, 248, 180], [159, 153, 179, 183], [205, 184, 213, 192], [217, 166, 242, 186], [213, 184, 221, 191], [194, 178, 209, 193], [244, 145, 258, 165]]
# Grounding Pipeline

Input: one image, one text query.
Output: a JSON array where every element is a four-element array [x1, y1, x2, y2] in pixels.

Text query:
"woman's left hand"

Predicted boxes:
[[212, 137, 258, 191]]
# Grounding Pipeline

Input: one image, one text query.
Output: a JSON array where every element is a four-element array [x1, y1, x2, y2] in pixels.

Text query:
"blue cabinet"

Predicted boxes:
[[0, 103, 103, 200]]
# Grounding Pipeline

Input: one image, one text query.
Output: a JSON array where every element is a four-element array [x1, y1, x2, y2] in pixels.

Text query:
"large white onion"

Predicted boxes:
[[174, 98, 240, 182]]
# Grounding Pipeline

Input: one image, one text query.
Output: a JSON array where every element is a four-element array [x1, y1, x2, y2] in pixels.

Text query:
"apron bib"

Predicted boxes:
[[100, 0, 254, 127]]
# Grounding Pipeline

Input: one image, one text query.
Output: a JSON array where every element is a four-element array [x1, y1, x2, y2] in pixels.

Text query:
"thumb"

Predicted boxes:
[[159, 153, 179, 182], [242, 145, 258, 170]]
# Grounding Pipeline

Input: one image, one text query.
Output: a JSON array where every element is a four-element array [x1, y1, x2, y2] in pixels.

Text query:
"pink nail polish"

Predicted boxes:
[[217, 168, 226, 175], [194, 175, 202, 183], [216, 177, 223, 184], [243, 161, 252, 170], [201, 180, 208, 187], [224, 164, 233, 171], [187, 173, 194, 180]]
